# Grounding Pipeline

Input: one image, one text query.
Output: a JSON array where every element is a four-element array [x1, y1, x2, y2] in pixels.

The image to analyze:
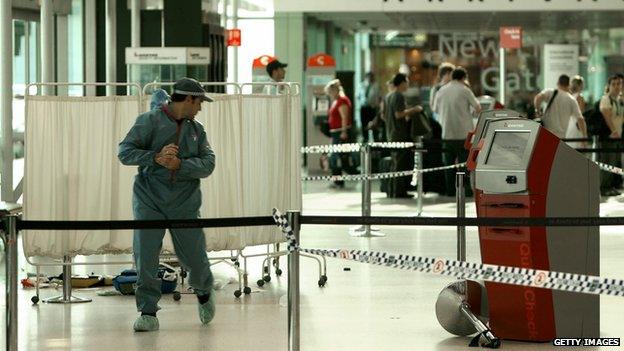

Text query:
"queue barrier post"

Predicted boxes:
[[1, 206, 20, 351], [350, 143, 385, 237], [287, 211, 301, 351]]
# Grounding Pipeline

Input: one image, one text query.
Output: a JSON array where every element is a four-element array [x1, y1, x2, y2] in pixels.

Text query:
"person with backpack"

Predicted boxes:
[[533, 74, 587, 140], [597, 75, 624, 196]]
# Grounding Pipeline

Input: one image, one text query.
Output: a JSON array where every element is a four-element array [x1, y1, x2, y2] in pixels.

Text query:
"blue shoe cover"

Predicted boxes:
[[133, 315, 159, 332], [198, 290, 216, 325]]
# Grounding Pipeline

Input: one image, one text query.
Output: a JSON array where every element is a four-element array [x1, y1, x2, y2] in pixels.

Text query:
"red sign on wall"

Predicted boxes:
[[252, 55, 276, 68], [307, 53, 336, 68], [500, 27, 522, 49], [227, 29, 241, 47]]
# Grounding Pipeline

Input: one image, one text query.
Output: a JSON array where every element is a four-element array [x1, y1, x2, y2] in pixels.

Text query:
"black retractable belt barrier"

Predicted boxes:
[[576, 148, 624, 153], [301, 215, 624, 227], [17, 216, 276, 231]]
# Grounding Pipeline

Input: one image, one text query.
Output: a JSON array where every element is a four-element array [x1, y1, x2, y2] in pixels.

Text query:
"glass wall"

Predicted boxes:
[[12, 20, 39, 161], [370, 28, 624, 116], [67, 0, 84, 96], [221, 0, 275, 83]]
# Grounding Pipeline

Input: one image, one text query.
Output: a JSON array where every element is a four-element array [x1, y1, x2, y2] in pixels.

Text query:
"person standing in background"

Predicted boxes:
[[565, 75, 587, 149], [429, 62, 455, 119], [358, 72, 382, 142], [263, 59, 288, 95], [434, 67, 481, 197], [534, 74, 587, 140], [597, 75, 623, 196], [385, 73, 424, 198], [325, 79, 358, 188]]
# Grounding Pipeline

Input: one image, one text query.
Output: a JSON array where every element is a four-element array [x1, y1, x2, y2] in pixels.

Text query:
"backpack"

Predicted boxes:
[[112, 264, 178, 295], [411, 110, 432, 139], [585, 99, 612, 137]]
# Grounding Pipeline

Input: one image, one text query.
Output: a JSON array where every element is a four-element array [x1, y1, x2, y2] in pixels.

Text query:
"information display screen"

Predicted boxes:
[[485, 131, 530, 167]]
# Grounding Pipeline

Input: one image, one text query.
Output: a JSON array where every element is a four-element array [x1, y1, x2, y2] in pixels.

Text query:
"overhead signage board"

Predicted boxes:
[[125, 47, 211, 65], [275, 0, 623, 12]]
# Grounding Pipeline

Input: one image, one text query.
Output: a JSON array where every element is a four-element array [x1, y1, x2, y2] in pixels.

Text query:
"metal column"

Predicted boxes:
[[287, 211, 301, 351], [350, 144, 384, 237], [0, 0, 13, 202], [456, 172, 466, 261], [2, 215, 18, 351], [105, 0, 117, 96], [85, 0, 97, 96], [56, 15, 69, 96], [41, 0, 55, 96], [129, 0, 141, 95], [131, 0, 141, 47], [232, 0, 239, 83]]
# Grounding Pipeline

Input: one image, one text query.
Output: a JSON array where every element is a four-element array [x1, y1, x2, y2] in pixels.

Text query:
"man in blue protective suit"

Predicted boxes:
[[118, 77, 216, 332]]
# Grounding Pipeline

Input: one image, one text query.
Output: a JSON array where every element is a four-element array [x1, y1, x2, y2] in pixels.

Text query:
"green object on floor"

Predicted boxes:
[[133, 315, 159, 332], [197, 290, 216, 325]]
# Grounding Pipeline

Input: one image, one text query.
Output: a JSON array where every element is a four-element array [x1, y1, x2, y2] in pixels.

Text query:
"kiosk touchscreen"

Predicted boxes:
[[473, 118, 599, 341], [466, 110, 524, 190], [465, 109, 524, 151]]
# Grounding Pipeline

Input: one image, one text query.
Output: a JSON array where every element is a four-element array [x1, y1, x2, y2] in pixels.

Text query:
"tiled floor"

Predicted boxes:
[[1, 181, 624, 350]]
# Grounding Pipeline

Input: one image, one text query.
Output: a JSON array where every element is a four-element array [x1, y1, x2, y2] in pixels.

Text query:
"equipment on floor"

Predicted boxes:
[[113, 264, 179, 297]]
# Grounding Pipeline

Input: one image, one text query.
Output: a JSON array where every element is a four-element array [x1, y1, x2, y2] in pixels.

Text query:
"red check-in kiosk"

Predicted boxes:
[[471, 118, 599, 341]]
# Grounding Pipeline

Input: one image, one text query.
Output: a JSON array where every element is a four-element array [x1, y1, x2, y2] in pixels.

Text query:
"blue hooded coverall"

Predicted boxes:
[[118, 106, 215, 314]]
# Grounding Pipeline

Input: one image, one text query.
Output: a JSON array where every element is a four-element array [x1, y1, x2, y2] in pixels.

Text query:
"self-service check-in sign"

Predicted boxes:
[[500, 27, 522, 49], [227, 29, 241, 47]]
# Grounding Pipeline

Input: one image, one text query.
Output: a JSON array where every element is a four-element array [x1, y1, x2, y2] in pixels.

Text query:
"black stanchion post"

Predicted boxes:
[[456, 172, 466, 261], [4, 215, 18, 351], [287, 211, 300, 351]]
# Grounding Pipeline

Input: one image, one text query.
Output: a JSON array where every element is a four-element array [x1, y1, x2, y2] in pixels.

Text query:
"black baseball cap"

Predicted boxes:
[[266, 60, 288, 75], [172, 77, 214, 102]]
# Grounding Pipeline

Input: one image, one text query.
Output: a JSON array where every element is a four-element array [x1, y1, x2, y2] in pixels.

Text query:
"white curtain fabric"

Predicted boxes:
[[23, 93, 301, 259]]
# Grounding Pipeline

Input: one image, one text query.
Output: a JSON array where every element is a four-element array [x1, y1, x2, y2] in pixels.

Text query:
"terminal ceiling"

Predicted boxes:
[[309, 11, 624, 33]]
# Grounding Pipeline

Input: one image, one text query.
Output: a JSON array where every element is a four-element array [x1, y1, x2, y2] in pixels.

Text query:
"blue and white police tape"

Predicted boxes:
[[301, 162, 467, 183], [410, 162, 467, 186], [301, 143, 361, 154], [595, 161, 624, 175], [368, 141, 420, 149], [272, 208, 624, 297], [301, 141, 419, 155]]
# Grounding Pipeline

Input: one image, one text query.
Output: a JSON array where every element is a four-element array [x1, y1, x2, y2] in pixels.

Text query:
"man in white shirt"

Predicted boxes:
[[262, 60, 287, 95], [434, 67, 481, 197], [429, 62, 455, 118], [533, 74, 587, 139]]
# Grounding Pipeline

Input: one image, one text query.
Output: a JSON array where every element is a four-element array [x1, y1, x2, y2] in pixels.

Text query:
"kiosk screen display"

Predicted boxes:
[[485, 131, 530, 167]]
